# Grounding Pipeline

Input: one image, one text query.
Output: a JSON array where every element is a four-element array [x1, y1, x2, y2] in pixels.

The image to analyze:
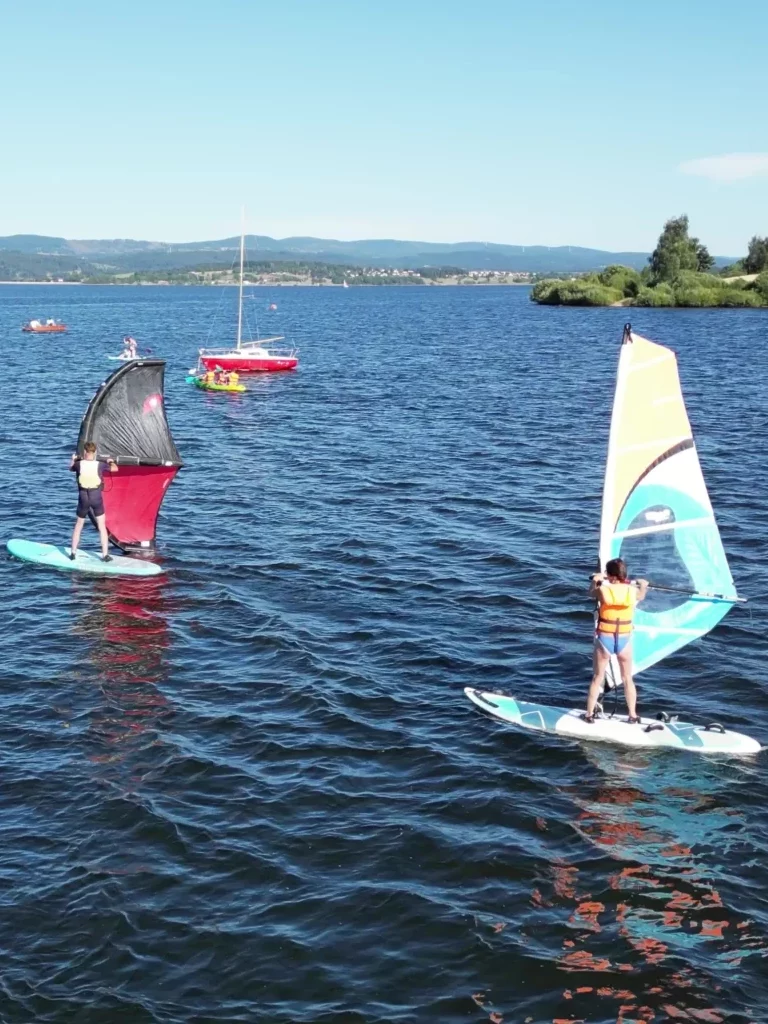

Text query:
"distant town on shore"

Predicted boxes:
[[0, 229, 737, 285], [0, 228, 760, 302]]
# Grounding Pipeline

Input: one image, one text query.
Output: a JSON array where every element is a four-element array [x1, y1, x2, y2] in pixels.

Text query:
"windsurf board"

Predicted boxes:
[[6, 539, 163, 577]]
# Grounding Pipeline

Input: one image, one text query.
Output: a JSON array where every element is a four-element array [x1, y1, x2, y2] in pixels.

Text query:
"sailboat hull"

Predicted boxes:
[[465, 688, 762, 755], [198, 352, 298, 373]]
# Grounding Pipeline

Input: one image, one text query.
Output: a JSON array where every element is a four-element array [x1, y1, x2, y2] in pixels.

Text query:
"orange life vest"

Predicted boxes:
[[597, 581, 636, 635]]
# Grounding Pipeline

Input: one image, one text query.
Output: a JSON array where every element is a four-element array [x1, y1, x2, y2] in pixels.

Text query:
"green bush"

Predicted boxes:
[[719, 261, 746, 277], [673, 270, 736, 291], [598, 264, 641, 297], [530, 279, 563, 304], [672, 285, 718, 307], [531, 278, 620, 305], [634, 284, 675, 307], [531, 252, 768, 308], [716, 289, 763, 307]]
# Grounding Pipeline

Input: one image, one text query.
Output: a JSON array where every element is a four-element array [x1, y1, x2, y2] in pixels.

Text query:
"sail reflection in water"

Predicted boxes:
[[72, 575, 174, 784], [525, 748, 768, 1022]]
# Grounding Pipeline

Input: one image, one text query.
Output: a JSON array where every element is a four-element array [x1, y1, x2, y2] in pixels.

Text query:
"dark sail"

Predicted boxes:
[[77, 360, 182, 554]]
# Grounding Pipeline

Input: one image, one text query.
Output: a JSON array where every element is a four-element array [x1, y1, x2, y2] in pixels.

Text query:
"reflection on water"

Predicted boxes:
[[71, 576, 174, 785], [3, 287, 767, 1023], [526, 748, 767, 1023]]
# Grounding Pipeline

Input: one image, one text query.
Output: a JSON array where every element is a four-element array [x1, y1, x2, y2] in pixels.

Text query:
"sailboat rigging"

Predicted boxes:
[[197, 214, 299, 374]]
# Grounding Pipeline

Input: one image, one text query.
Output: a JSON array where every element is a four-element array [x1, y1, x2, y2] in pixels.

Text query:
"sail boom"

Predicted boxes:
[[614, 516, 715, 539]]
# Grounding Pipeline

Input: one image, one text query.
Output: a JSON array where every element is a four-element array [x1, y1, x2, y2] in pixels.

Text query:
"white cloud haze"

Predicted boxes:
[[679, 153, 768, 183]]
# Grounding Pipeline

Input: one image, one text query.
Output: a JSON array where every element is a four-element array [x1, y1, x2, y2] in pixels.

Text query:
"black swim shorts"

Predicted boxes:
[[76, 487, 105, 519]]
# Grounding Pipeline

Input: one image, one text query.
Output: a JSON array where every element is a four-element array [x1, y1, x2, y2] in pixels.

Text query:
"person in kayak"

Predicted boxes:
[[69, 442, 118, 562], [584, 558, 649, 724]]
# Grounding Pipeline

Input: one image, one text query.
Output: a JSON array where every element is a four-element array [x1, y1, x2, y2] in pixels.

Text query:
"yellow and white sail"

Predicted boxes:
[[600, 326, 737, 676]]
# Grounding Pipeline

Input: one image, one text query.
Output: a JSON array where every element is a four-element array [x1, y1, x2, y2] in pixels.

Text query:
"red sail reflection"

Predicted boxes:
[[72, 574, 173, 786]]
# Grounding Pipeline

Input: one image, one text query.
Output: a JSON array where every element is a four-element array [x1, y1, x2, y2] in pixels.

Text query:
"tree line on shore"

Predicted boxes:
[[532, 217, 768, 308], [3, 259, 477, 286]]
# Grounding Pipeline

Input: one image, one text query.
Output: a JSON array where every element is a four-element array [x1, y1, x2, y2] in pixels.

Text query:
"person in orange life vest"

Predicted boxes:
[[69, 442, 118, 562], [584, 557, 649, 724]]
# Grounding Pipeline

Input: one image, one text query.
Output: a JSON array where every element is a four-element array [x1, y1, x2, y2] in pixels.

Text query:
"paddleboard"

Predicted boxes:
[[6, 539, 163, 577], [108, 354, 134, 361], [464, 688, 761, 755]]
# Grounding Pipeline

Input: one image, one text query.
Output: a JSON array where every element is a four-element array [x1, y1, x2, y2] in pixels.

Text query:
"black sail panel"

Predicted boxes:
[[77, 361, 182, 466], [76, 360, 182, 553]]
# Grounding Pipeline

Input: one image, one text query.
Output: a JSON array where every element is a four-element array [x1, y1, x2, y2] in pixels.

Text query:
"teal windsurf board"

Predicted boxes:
[[6, 539, 163, 577], [465, 688, 761, 755]]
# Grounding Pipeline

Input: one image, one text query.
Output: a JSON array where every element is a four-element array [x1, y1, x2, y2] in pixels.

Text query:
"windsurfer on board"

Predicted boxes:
[[69, 442, 117, 562], [584, 558, 648, 723]]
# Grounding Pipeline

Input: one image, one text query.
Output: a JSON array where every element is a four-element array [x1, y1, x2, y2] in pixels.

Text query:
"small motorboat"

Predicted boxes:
[[23, 319, 68, 333]]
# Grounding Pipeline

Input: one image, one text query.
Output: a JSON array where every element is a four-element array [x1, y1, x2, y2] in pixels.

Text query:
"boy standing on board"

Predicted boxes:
[[584, 557, 648, 724], [69, 442, 118, 562]]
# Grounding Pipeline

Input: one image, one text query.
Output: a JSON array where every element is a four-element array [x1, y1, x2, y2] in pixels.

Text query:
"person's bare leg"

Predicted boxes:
[[95, 514, 110, 558], [586, 642, 610, 717], [617, 647, 637, 719], [71, 516, 85, 556]]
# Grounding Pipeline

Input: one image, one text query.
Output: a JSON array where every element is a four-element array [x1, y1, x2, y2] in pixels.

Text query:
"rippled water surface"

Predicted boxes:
[[1, 284, 767, 1023]]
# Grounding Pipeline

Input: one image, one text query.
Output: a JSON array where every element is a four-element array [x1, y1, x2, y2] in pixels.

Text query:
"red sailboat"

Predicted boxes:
[[77, 360, 183, 556], [196, 221, 298, 374]]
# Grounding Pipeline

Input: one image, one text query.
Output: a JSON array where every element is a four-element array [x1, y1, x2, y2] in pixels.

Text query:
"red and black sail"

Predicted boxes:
[[77, 360, 182, 554]]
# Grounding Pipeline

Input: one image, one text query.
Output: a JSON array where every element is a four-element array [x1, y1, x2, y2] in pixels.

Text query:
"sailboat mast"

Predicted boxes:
[[236, 209, 245, 351]]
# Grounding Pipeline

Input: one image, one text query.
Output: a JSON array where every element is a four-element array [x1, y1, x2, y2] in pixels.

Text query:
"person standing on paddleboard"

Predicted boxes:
[[69, 442, 117, 562], [584, 558, 648, 724]]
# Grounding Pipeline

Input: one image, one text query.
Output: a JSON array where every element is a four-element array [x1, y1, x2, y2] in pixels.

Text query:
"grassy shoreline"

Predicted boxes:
[[532, 266, 768, 309]]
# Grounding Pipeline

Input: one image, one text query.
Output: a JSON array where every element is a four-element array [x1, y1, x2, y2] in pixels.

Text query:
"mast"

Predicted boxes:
[[236, 207, 245, 352], [599, 324, 633, 570]]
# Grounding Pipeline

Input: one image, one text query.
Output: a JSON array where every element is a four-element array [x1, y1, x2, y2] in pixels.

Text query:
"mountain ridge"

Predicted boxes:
[[0, 233, 736, 274]]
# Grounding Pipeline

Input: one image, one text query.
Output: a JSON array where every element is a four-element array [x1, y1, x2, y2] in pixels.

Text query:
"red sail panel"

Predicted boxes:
[[102, 466, 179, 549]]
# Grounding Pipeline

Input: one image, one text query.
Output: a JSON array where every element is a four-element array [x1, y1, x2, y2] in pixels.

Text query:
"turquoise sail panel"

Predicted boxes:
[[611, 477, 735, 674]]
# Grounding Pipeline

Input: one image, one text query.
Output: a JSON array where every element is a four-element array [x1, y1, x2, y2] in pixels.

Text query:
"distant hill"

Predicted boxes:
[[0, 233, 737, 276]]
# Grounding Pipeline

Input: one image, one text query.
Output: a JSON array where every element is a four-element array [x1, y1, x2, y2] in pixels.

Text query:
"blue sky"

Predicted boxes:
[[0, 0, 765, 254]]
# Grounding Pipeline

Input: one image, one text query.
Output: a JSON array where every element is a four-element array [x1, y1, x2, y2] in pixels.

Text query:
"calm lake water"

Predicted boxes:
[[1, 284, 766, 1023]]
